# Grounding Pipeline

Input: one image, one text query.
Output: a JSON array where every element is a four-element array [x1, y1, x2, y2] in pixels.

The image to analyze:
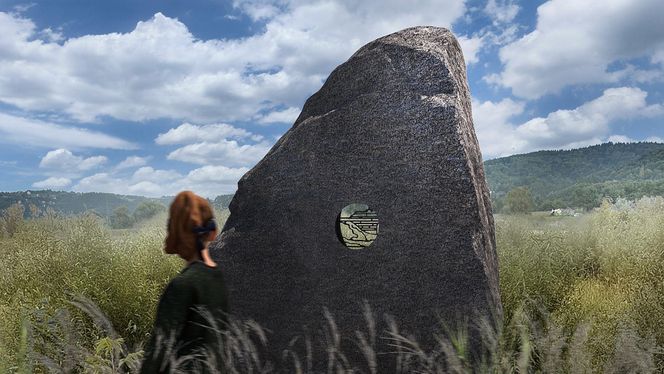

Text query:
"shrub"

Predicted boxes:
[[2, 202, 25, 237], [110, 206, 134, 229], [504, 187, 534, 214], [132, 201, 166, 223]]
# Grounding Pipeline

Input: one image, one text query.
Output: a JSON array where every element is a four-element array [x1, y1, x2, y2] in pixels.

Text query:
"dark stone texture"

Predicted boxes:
[[211, 26, 501, 371]]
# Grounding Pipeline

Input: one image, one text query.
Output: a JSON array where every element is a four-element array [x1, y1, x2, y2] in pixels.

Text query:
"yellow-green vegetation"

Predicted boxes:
[[3, 198, 664, 372], [498, 197, 664, 371], [0, 208, 182, 370]]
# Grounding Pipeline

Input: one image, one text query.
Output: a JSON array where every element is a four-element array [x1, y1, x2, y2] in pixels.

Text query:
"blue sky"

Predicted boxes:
[[0, 0, 663, 197]]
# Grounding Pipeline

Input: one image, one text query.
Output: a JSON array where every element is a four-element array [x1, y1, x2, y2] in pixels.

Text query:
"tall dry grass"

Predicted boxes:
[[13, 295, 662, 373], [497, 197, 664, 371], [0, 209, 181, 370], [4, 197, 664, 372]]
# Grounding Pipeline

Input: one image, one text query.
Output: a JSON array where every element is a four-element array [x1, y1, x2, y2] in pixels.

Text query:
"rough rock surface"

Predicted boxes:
[[211, 26, 501, 371]]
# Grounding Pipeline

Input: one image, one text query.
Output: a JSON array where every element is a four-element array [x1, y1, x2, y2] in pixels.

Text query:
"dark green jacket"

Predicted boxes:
[[140, 261, 229, 373]]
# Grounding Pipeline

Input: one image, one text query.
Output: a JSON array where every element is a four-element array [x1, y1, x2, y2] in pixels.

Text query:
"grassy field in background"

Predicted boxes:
[[2, 200, 664, 372]]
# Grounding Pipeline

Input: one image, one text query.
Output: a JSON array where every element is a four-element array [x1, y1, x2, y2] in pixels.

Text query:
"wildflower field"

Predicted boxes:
[[2, 198, 664, 372]]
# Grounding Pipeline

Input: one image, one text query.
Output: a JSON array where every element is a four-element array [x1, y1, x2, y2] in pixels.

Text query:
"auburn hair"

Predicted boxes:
[[165, 191, 218, 260]]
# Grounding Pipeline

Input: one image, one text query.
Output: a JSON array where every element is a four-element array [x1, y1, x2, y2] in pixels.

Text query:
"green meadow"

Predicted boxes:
[[2, 198, 664, 372]]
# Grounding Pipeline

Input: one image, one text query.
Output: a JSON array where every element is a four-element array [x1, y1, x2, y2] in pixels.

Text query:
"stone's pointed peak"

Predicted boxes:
[[354, 25, 457, 54], [293, 26, 469, 130]]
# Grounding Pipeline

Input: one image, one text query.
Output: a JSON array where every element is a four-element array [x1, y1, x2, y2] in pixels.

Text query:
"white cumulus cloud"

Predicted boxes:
[[116, 156, 149, 170], [484, 0, 520, 25], [32, 177, 72, 189], [494, 0, 664, 98], [515, 87, 662, 149], [472, 97, 526, 157], [257, 107, 301, 124], [39, 148, 107, 172], [180, 165, 249, 196], [474, 87, 664, 158], [73, 173, 128, 195], [131, 167, 181, 184], [0, 1, 468, 124], [156, 122, 272, 168], [457, 35, 484, 64], [0, 113, 135, 150], [73, 164, 247, 197], [155, 123, 262, 145], [606, 135, 635, 143], [166, 140, 272, 167]]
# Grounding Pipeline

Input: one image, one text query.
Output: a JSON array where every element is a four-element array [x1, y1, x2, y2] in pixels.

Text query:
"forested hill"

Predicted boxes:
[[0, 190, 234, 218], [484, 142, 664, 210]]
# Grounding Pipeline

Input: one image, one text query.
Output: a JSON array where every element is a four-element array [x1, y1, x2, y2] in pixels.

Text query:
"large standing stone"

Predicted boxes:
[[211, 26, 501, 371]]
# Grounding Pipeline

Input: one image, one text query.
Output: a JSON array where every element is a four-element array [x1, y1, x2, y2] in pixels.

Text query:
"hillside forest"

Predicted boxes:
[[485, 142, 664, 212]]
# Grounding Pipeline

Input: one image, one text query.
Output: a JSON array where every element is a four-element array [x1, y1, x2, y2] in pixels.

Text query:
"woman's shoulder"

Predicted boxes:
[[161, 264, 215, 294], [180, 261, 225, 281], [161, 271, 194, 296]]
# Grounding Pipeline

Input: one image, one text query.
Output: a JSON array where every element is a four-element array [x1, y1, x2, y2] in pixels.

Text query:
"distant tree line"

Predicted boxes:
[[0, 190, 235, 221], [110, 195, 235, 229], [110, 201, 167, 229], [0, 195, 235, 233], [486, 142, 664, 212]]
